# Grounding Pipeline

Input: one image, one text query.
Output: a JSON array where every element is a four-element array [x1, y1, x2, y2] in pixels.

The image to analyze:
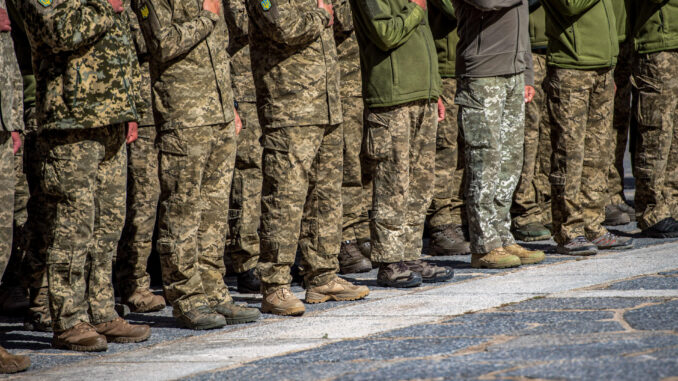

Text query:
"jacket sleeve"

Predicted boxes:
[[332, 0, 353, 33], [542, 0, 601, 16], [0, 33, 24, 132], [461, 0, 521, 11], [246, 0, 330, 47], [224, 0, 249, 37], [125, 3, 148, 56], [133, 0, 219, 63], [352, 0, 425, 51], [429, 0, 455, 20], [21, 0, 115, 53]]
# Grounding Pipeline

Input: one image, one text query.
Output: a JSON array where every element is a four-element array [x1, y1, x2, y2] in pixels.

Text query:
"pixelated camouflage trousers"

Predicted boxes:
[[0, 132, 14, 278], [428, 77, 466, 229], [341, 96, 371, 242], [39, 125, 127, 331], [156, 123, 236, 315], [457, 75, 525, 254], [115, 125, 160, 297], [227, 102, 262, 273], [365, 100, 437, 263], [632, 50, 678, 229], [258, 124, 342, 289], [512, 53, 552, 228], [547, 67, 614, 244]]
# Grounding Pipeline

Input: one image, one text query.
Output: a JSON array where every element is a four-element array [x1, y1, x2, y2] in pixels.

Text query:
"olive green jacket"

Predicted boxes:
[[632, 0, 678, 54], [530, 4, 547, 48], [429, 0, 457, 78]]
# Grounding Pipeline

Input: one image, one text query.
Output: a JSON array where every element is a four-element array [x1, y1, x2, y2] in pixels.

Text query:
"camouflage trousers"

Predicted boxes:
[[457, 75, 525, 254], [632, 49, 678, 229], [227, 101, 262, 273], [341, 96, 371, 242], [365, 100, 437, 263], [258, 124, 342, 289], [512, 53, 552, 228], [156, 123, 236, 315], [428, 77, 466, 228], [547, 67, 614, 244], [39, 125, 126, 332], [608, 42, 634, 206], [115, 125, 159, 298], [0, 132, 14, 278]]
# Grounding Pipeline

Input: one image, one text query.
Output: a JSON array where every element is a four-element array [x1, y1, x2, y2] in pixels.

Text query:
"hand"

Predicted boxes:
[[317, 0, 334, 26], [0, 8, 11, 32], [234, 109, 242, 136], [11, 132, 21, 154], [437, 97, 445, 122], [409, 0, 426, 10], [524, 85, 535, 103], [126, 121, 138, 144], [107, 0, 124, 13], [203, 0, 220, 15]]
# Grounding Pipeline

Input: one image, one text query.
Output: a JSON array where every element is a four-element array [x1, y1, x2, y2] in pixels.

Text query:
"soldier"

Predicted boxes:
[[332, 0, 372, 273], [454, 0, 545, 269], [426, 0, 471, 256], [21, 0, 152, 351], [223, 0, 262, 294], [0, 2, 30, 373], [510, 1, 552, 242], [113, 2, 166, 314], [248, 0, 369, 315], [352, 0, 454, 287], [133, 0, 261, 328], [630, 0, 678, 237]]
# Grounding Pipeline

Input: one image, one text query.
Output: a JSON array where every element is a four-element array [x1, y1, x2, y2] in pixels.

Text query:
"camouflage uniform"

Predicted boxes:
[[632, 50, 678, 230], [247, 0, 343, 289], [21, 0, 144, 331], [114, 5, 159, 299], [608, 42, 633, 206], [457, 75, 526, 254], [547, 67, 615, 244], [223, 0, 262, 273]]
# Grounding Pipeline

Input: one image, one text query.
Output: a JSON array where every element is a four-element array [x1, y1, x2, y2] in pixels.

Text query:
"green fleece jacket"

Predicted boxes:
[[428, 0, 458, 78], [632, 0, 678, 54], [530, 5, 547, 48]]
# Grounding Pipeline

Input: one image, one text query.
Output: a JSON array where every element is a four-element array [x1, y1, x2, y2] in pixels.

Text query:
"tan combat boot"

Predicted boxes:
[[0, 345, 30, 374], [471, 247, 521, 269], [94, 317, 151, 344], [261, 286, 305, 316], [123, 288, 166, 313], [503, 244, 546, 265], [305, 277, 369, 304], [52, 322, 108, 352]]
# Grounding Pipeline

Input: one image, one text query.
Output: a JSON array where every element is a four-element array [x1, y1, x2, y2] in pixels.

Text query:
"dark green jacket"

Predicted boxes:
[[530, 5, 547, 48], [428, 0, 457, 78], [542, 0, 619, 69], [632, 0, 678, 54], [350, 0, 441, 108], [611, 0, 627, 43]]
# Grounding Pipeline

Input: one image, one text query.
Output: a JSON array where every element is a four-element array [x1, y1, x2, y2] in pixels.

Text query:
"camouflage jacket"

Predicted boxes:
[[20, 0, 145, 130], [224, 0, 255, 103], [247, 0, 342, 128], [125, 4, 154, 127], [0, 0, 23, 132], [133, 0, 234, 130], [332, 0, 360, 99]]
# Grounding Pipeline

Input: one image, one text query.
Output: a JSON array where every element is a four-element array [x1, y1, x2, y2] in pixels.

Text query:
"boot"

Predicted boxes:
[[642, 217, 678, 238], [511, 222, 551, 242], [175, 306, 227, 330], [305, 277, 370, 304], [376, 262, 422, 288], [604, 204, 631, 226], [556, 236, 598, 255], [403, 260, 454, 283], [214, 302, 261, 324], [339, 241, 372, 274], [123, 288, 166, 313], [52, 322, 108, 352], [94, 317, 151, 344], [236, 268, 261, 294], [24, 287, 52, 332], [591, 232, 634, 250], [357, 239, 371, 257], [0, 285, 29, 315], [429, 224, 470, 255], [261, 286, 305, 316], [0, 345, 30, 374], [617, 202, 636, 221], [503, 244, 545, 265], [471, 247, 521, 269]]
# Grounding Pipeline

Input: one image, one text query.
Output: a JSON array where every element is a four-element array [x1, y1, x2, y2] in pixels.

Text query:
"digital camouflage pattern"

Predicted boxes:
[[257, 124, 342, 288], [247, 0, 343, 128], [133, 0, 234, 130], [365, 101, 437, 263], [156, 123, 237, 314], [512, 53, 551, 228], [0, 134, 13, 278], [224, 0, 255, 103], [547, 67, 614, 244], [632, 50, 678, 230], [608, 41, 633, 206], [457, 75, 525, 254], [428, 77, 465, 228]]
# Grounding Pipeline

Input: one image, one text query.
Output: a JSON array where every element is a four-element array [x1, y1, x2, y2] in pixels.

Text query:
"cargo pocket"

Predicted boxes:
[[363, 112, 392, 161], [633, 75, 663, 128], [158, 129, 188, 156]]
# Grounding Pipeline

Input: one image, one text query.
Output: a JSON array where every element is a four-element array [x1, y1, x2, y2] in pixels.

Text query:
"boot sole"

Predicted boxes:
[[517, 234, 552, 242], [305, 289, 370, 304], [376, 277, 422, 288], [339, 264, 373, 275], [0, 363, 30, 374], [260, 305, 305, 316], [555, 247, 597, 256], [128, 303, 165, 314], [52, 339, 107, 352], [519, 255, 546, 265], [178, 321, 227, 330], [422, 271, 454, 283], [643, 231, 678, 239], [106, 331, 151, 344], [224, 316, 259, 325], [470, 262, 521, 269]]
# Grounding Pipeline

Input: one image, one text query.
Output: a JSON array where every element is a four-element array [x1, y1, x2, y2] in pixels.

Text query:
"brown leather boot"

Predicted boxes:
[[339, 241, 372, 274], [94, 317, 151, 344], [261, 287, 305, 316], [123, 288, 166, 313], [0, 345, 30, 374], [305, 277, 370, 304], [52, 322, 108, 351]]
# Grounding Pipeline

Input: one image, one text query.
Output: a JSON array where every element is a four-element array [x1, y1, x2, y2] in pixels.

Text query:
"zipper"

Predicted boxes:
[[71, 63, 82, 108], [477, 14, 484, 55], [514, 5, 520, 76]]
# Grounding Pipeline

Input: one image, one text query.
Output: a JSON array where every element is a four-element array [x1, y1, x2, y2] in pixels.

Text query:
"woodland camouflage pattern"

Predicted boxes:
[[457, 75, 525, 254]]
